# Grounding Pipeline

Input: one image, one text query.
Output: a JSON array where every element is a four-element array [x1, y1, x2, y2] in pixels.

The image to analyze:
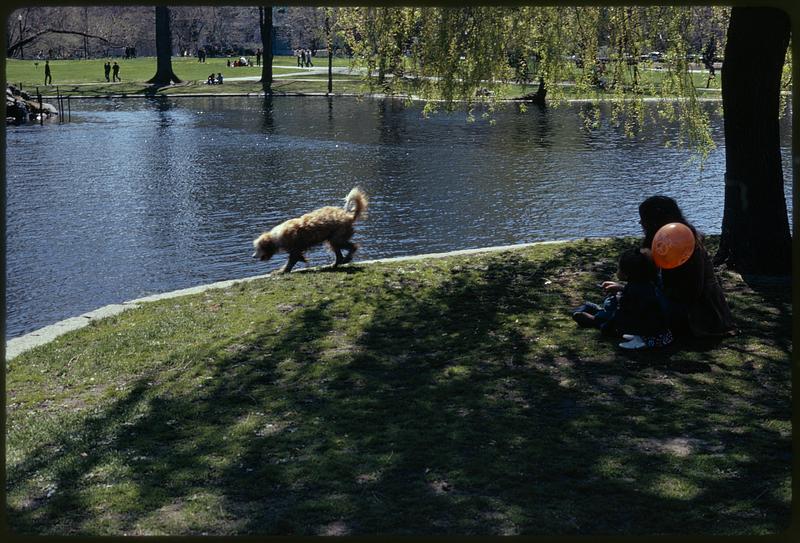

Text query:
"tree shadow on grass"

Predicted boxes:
[[6, 240, 792, 535]]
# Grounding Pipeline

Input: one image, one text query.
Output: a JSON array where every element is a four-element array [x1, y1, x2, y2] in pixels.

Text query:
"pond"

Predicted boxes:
[[4, 96, 794, 339]]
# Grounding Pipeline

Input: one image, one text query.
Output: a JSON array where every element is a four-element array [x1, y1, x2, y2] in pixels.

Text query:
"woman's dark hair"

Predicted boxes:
[[618, 249, 657, 282], [639, 195, 699, 248]]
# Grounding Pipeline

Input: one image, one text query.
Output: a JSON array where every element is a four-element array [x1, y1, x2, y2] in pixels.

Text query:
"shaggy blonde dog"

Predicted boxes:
[[252, 187, 368, 273]]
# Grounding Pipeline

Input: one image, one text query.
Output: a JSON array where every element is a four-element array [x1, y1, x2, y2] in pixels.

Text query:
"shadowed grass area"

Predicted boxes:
[[31, 78, 370, 98], [5, 238, 791, 536]]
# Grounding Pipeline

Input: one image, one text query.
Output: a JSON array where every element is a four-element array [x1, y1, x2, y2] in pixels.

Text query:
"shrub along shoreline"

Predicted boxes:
[[5, 237, 791, 535]]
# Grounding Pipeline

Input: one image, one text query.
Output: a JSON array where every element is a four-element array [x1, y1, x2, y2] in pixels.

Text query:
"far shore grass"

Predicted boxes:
[[6, 55, 723, 100], [5, 237, 791, 536]]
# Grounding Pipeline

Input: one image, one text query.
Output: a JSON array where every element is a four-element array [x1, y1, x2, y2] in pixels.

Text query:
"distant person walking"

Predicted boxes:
[[44, 60, 52, 85], [104, 61, 111, 82], [256, 48, 262, 67], [297, 49, 304, 67], [112, 61, 121, 82], [305, 49, 313, 67]]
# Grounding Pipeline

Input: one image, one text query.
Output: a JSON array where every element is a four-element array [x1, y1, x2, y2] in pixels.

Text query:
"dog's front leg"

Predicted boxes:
[[280, 252, 304, 274]]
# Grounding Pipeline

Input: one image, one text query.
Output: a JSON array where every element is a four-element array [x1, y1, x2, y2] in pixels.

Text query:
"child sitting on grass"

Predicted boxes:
[[572, 248, 673, 350]]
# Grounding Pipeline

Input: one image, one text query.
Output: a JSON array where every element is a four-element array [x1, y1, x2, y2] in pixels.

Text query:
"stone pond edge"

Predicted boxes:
[[5, 238, 597, 361]]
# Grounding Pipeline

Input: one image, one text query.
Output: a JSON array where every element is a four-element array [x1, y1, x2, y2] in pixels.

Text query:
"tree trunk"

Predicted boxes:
[[716, 7, 791, 275], [521, 76, 547, 105], [326, 14, 333, 95], [148, 6, 181, 85], [259, 6, 273, 94]]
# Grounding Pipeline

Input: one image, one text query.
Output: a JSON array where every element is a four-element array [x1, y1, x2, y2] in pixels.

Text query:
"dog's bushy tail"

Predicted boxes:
[[344, 187, 368, 221]]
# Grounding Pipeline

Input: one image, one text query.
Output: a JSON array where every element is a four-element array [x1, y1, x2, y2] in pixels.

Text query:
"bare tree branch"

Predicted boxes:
[[7, 28, 123, 56]]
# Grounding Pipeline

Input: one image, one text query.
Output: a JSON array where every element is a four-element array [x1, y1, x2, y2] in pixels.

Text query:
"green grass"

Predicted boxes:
[[5, 56, 357, 94], [5, 55, 370, 97], [26, 78, 371, 98], [6, 56, 722, 100], [5, 238, 791, 535]]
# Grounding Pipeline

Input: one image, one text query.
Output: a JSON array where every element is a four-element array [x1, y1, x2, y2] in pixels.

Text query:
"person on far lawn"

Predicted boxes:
[[296, 49, 303, 67], [573, 248, 673, 350], [300, 49, 307, 67], [112, 61, 121, 82], [104, 61, 111, 82], [305, 49, 313, 67], [216, 72, 223, 85], [44, 60, 52, 85], [256, 48, 262, 66]]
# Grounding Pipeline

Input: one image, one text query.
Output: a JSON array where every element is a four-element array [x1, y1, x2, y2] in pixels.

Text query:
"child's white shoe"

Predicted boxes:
[[619, 334, 647, 350]]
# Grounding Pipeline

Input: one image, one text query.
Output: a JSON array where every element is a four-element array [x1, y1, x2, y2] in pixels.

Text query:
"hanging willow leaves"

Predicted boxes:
[[339, 5, 751, 161]]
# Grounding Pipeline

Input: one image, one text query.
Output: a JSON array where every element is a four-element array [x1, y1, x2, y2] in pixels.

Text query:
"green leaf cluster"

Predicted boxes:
[[338, 6, 746, 159]]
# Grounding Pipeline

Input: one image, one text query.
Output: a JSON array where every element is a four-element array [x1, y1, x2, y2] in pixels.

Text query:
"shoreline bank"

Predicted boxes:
[[35, 90, 727, 102], [5, 238, 578, 361]]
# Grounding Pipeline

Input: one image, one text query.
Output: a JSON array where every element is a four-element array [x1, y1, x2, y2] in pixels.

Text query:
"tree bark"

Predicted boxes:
[[520, 76, 547, 105], [148, 6, 181, 86], [259, 6, 273, 94], [716, 7, 791, 275], [326, 13, 333, 95]]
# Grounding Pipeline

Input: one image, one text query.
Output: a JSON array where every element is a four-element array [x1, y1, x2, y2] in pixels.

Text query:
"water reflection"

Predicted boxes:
[[5, 96, 793, 339], [262, 95, 275, 133]]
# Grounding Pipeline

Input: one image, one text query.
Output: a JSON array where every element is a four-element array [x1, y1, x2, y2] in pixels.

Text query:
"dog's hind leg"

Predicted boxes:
[[341, 241, 358, 264], [332, 246, 345, 267]]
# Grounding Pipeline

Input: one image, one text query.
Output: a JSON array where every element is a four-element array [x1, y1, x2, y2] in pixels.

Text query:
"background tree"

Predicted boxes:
[[259, 6, 273, 93], [148, 6, 181, 85], [341, 5, 790, 275], [324, 7, 335, 94], [171, 6, 212, 55], [282, 6, 325, 52], [7, 6, 149, 59], [715, 7, 792, 274]]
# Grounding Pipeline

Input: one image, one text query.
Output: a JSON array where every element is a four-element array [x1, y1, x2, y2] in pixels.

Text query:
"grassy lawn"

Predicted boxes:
[[5, 56, 355, 93], [6, 56, 721, 100], [5, 237, 791, 536]]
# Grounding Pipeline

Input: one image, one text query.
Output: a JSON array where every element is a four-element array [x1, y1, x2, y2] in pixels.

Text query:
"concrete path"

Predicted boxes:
[[219, 64, 360, 82], [5, 239, 574, 361]]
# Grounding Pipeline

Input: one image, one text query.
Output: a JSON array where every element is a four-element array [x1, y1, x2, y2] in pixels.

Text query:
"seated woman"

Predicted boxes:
[[603, 195, 735, 338]]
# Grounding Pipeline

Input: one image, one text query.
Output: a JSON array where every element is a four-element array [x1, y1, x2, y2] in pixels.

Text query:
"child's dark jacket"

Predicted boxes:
[[603, 281, 669, 337]]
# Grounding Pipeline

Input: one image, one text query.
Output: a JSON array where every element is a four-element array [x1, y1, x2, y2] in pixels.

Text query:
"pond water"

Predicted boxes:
[[5, 96, 794, 339]]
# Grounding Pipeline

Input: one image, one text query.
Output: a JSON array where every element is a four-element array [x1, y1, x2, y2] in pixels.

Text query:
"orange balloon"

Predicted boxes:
[[651, 222, 696, 269]]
